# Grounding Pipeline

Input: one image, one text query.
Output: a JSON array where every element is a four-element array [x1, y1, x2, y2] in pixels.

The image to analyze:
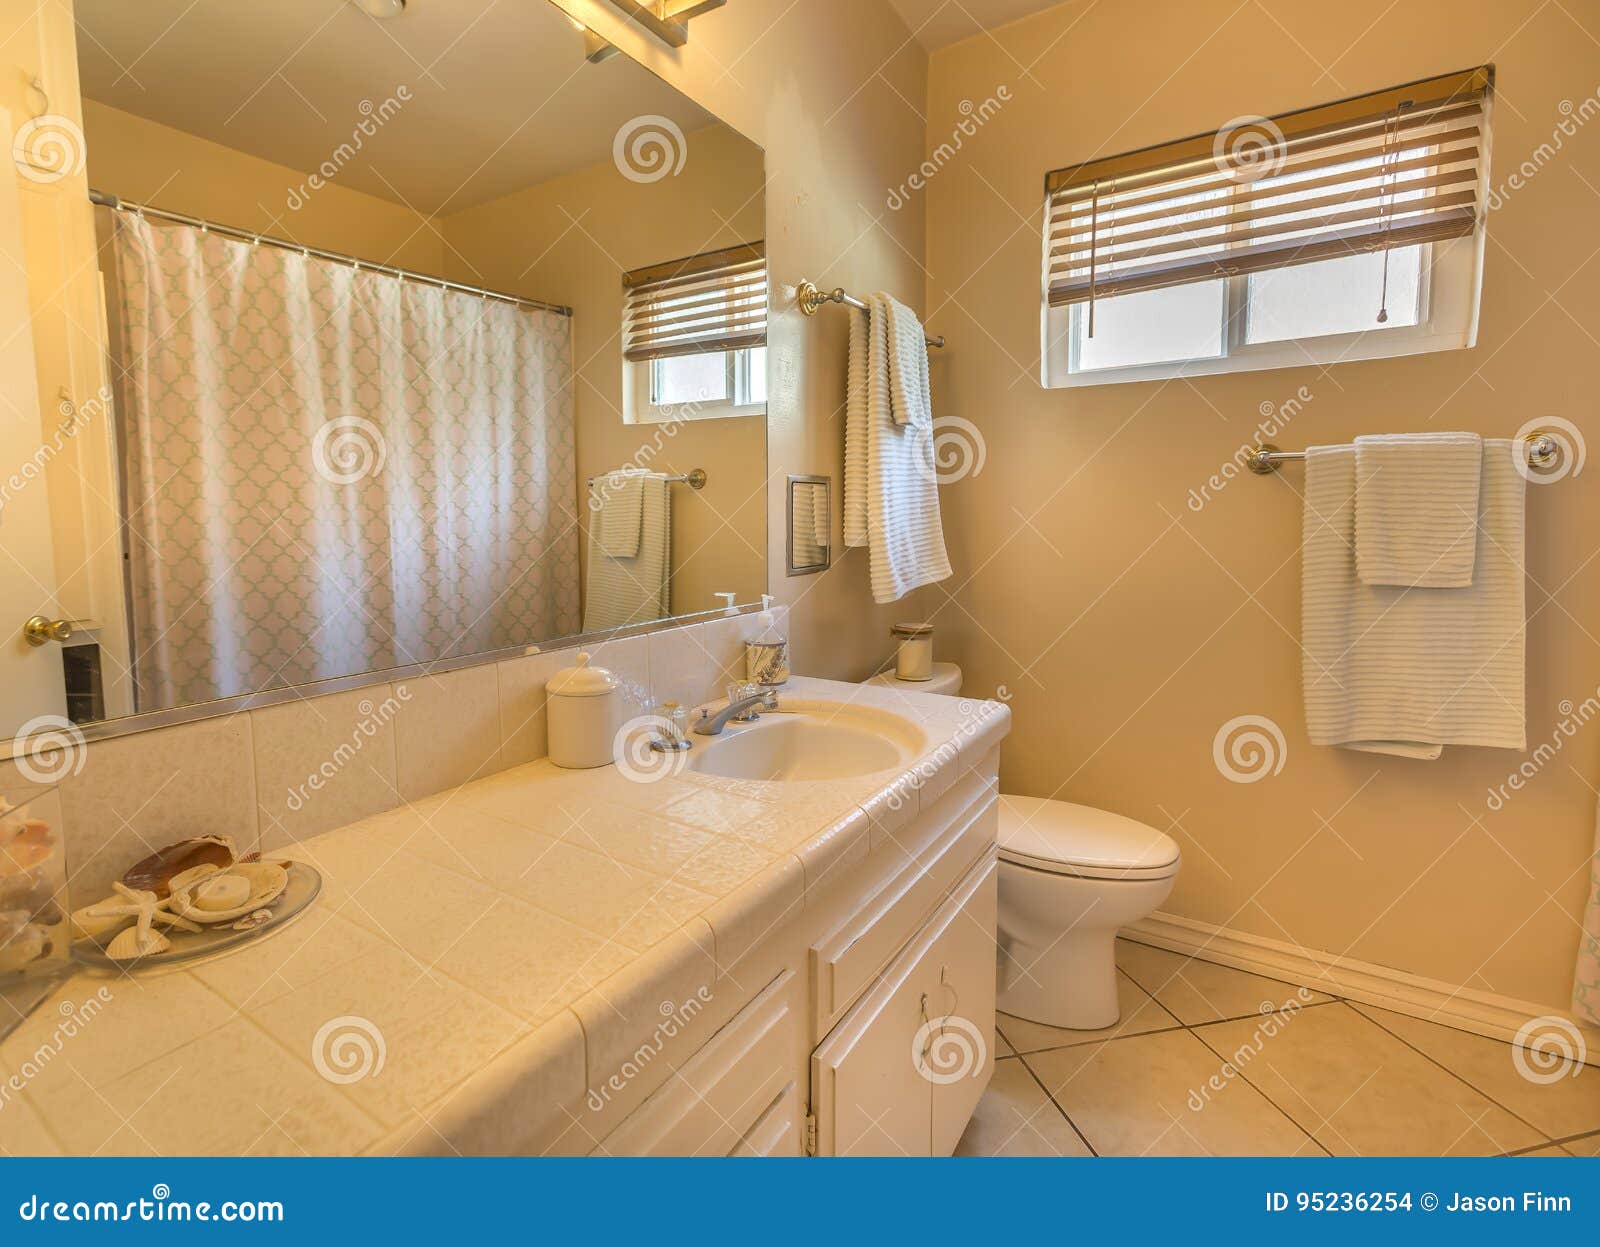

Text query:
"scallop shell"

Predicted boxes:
[[122, 836, 237, 896], [105, 923, 170, 961]]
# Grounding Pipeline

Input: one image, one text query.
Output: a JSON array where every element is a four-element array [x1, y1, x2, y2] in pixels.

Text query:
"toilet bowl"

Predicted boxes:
[[866, 663, 1182, 1031], [995, 796, 1179, 1029]]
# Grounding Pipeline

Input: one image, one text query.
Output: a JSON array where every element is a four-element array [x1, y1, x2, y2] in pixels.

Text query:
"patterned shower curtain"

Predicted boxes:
[[111, 213, 580, 711]]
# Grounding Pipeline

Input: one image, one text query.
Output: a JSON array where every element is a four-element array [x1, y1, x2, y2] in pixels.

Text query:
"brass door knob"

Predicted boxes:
[[23, 615, 79, 646]]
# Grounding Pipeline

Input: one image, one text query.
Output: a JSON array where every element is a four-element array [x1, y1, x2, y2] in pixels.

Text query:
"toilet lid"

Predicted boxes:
[[997, 796, 1181, 880]]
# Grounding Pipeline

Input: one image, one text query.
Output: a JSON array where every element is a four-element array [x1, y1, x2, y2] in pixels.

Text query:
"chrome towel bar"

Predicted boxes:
[[1246, 434, 1559, 475], [796, 280, 944, 348]]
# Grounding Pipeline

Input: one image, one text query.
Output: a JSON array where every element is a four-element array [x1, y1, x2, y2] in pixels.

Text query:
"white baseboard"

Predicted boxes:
[[1124, 910, 1600, 1051]]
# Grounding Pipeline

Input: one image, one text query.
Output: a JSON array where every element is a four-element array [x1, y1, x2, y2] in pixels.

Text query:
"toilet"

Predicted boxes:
[[867, 666, 1182, 1031]]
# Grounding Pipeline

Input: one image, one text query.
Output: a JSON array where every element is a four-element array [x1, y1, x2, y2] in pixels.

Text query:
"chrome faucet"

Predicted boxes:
[[694, 687, 777, 735]]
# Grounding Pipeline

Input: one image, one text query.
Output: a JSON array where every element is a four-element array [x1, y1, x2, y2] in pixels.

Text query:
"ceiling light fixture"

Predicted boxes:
[[353, 0, 407, 18]]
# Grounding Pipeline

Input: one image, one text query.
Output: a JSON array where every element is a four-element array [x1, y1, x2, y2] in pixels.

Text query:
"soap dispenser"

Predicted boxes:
[[744, 595, 790, 686]]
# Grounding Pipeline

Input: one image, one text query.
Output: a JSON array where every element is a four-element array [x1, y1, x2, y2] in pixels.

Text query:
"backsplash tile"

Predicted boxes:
[[251, 688, 402, 853], [56, 714, 259, 904], [392, 666, 503, 801], [36, 608, 782, 877]]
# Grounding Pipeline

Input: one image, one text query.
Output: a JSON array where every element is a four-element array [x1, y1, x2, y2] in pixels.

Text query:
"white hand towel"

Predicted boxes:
[[882, 295, 932, 428], [1355, 432, 1482, 587], [595, 469, 645, 559], [582, 474, 671, 631], [1301, 440, 1525, 758], [837, 294, 951, 604]]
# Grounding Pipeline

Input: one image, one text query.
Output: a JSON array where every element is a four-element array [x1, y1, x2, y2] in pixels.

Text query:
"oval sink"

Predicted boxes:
[[687, 703, 925, 782]]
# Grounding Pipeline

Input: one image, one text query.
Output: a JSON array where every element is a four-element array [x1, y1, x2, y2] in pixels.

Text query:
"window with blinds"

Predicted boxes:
[[1040, 67, 1493, 386], [622, 241, 767, 362]]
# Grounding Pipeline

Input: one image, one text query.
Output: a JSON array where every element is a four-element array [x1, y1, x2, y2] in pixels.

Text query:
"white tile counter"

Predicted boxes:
[[0, 678, 1008, 1157]]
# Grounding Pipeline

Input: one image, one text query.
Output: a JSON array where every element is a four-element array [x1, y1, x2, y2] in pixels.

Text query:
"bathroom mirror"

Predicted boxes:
[[0, 0, 766, 742], [786, 475, 831, 576]]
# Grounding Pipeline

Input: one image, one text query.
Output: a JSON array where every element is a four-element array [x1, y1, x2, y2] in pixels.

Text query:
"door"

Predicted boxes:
[[0, 109, 67, 733]]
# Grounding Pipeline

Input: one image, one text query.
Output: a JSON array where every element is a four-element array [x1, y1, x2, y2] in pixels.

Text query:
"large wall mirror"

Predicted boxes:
[[2, 0, 767, 744]]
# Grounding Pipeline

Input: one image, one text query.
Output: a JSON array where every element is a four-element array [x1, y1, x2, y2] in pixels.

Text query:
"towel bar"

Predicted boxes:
[[587, 468, 706, 489], [1246, 435, 1559, 475], [796, 280, 944, 348]]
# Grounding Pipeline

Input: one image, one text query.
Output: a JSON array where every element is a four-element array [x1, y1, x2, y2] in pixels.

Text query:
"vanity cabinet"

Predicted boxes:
[[589, 756, 1004, 1158], [810, 853, 998, 1157]]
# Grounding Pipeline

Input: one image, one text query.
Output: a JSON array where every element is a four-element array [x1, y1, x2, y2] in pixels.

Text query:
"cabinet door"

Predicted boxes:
[[811, 851, 998, 1157], [928, 860, 999, 1155]]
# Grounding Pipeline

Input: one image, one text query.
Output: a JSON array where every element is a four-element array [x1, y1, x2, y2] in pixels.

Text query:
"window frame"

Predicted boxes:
[[624, 346, 768, 425], [1046, 231, 1483, 389]]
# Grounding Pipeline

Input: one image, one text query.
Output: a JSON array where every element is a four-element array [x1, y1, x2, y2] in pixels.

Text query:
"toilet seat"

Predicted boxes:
[[997, 795, 1180, 881]]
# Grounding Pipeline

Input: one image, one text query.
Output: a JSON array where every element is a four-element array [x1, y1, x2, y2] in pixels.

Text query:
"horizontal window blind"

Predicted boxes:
[[1043, 68, 1492, 311], [622, 241, 767, 362]]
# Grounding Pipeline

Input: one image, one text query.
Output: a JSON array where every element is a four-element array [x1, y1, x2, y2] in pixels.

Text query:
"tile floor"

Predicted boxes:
[[956, 939, 1600, 1157]]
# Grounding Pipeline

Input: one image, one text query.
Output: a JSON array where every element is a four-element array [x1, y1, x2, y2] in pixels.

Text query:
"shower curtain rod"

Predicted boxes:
[[89, 189, 573, 318]]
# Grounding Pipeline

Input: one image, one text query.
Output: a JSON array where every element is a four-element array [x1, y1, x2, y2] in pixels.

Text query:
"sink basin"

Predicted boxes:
[[687, 702, 926, 782]]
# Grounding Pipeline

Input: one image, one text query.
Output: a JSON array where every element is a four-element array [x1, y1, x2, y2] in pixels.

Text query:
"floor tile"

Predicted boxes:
[[1351, 1004, 1600, 1141], [1026, 1029, 1318, 1156], [1562, 1131, 1600, 1156], [995, 1029, 1014, 1058], [953, 1059, 1091, 1157], [1513, 1144, 1573, 1156], [1116, 939, 1332, 1025], [996, 970, 1180, 1055], [1197, 1003, 1545, 1156]]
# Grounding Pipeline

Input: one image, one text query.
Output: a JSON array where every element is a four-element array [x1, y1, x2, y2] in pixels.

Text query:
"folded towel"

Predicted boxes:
[[842, 295, 952, 604], [582, 474, 670, 630], [1301, 439, 1525, 758], [882, 295, 932, 428], [1355, 432, 1482, 587], [595, 469, 645, 558]]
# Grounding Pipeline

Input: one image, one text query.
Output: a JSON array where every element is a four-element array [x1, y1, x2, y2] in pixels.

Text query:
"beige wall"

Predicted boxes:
[[924, 0, 1600, 1009], [82, 100, 448, 274], [550, 0, 934, 679], [440, 123, 766, 617]]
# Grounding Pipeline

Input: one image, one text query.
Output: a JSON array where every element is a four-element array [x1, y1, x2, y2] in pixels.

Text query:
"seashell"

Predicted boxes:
[[232, 909, 273, 931], [70, 901, 129, 942], [166, 863, 223, 894], [105, 923, 170, 961], [122, 836, 237, 896], [0, 920, 47, 972], [0, 819, 56, 876]]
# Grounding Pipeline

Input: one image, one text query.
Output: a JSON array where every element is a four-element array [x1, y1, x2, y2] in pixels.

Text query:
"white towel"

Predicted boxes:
[[790, 485, 828, 567], [1355, 432, 1482, 587], [842, 295, 952, 604], [883, 295, 932, 428], [582, 474, 670, 630], [1301, 440, 1525, 758], [595, 469, 645, 558]]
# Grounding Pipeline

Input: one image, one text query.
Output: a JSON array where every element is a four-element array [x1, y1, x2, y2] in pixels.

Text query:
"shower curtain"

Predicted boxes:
[[111, 213, 579, 711], [1577, 809, 1600, 1025]]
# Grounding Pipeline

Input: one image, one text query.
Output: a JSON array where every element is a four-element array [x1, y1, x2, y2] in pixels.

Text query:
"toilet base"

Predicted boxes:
[[998, 927, 1121, 1030]]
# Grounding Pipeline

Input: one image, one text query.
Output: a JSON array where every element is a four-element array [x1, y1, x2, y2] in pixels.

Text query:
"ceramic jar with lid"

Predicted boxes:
[[546, 651, 621, 769]]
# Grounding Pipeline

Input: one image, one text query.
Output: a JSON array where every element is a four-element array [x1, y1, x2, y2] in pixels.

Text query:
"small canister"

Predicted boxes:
[[892, 622, 935, 681], [546, 652, 620, 769]]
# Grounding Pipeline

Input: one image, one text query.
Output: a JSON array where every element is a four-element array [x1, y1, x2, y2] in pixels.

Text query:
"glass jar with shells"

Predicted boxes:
[[0, 775, 74, 1040]]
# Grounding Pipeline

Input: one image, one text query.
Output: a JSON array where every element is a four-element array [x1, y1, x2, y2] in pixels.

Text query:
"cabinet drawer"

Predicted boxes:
[[811, 782, 996, 1029], [810, 850, 998, 1157], [597, 969, 799, 1157]]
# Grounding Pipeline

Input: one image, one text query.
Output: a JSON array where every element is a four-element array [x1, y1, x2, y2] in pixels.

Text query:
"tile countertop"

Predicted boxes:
[[0, 677, 1009, 1157]]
